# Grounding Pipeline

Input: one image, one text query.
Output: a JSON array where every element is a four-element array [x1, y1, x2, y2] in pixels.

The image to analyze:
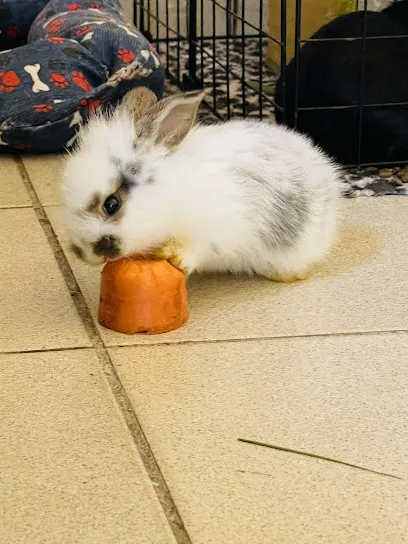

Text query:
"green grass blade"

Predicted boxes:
[[238, 438, 403, 480]]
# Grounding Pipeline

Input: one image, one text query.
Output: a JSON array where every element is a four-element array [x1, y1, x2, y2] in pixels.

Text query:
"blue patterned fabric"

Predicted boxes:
[[0, 0, 164, 152], [0, 0, 49, 49]]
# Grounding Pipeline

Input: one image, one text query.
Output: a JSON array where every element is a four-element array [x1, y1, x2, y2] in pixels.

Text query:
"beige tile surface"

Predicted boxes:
[[22, 154, 65, 206], [0, 156, 31, 208], [110, 333, 408, 544], [47, 198, 408, 345], [0, 208, 90, 352], [2, 148, 407, 543], [0, 349, 176, 544]]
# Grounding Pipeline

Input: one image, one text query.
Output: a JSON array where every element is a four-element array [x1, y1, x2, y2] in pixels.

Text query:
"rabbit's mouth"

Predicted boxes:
[[93, 235, 121, 262], [103, 254, 126, 264], [103, 250, 169, 263]]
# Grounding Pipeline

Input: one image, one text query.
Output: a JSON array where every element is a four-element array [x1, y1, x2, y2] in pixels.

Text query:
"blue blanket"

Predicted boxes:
[[0, 0, 164, 152]]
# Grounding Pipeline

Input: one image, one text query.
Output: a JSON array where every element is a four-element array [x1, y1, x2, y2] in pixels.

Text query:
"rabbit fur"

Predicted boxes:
[[61, 87, 341, 282]]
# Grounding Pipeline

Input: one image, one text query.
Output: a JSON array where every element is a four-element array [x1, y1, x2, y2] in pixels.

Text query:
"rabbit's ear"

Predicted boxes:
[[145, 91, 205, 148], [121, 86, 158, 119]]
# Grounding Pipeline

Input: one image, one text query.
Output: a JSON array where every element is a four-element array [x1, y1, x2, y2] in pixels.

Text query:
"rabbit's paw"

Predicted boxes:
[[154, 238, 182, 261], [265, 267, 312, 283], [167, 254, 192, 275], [155, 239, 195, 275]]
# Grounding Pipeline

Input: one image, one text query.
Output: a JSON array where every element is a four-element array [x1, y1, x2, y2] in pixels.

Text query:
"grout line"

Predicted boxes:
[[14, 156, 193, 544], [2, 328, 407, 356], [1, 326, 407, 356], [109, 328, 408, 349], [0, 346, 93, 356]]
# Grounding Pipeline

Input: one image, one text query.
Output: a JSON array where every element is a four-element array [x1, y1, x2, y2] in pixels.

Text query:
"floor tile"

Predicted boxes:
[[22, 154, 65, 206], [47, 198, 408, 345], [0, 155, 31, 208], [0, 208, 90, 352], [110, 333, 408, 544], [0, 349, 176, 544]]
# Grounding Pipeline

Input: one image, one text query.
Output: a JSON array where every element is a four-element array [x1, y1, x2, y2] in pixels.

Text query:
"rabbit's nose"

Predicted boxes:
[[93, 235, 121, 259]]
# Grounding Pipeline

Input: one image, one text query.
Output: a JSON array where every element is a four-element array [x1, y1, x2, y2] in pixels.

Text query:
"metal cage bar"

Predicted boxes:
[[134, 0, 408, 168]]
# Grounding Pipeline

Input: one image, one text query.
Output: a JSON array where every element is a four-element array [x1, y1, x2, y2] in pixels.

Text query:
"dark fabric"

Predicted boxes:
[[0, 0, 164, 152], [0, 0, 49, 49]]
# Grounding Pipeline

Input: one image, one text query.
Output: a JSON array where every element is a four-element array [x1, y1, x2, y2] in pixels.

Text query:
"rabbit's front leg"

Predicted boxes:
[[155, 238, 197, 276]]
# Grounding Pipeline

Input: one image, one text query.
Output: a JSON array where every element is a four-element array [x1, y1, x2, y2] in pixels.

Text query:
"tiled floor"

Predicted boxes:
[[1, 152, 408, 544]]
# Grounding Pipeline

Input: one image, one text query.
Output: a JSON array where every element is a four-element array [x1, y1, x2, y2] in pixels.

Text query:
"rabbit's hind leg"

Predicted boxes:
[[257, 249, 314, 283], [263, 267, 312, 283]]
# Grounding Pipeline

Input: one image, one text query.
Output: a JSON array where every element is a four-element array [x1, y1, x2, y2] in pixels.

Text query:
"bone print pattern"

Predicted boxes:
[[24, 64, 50, 92], [0, 0, 164, 152]]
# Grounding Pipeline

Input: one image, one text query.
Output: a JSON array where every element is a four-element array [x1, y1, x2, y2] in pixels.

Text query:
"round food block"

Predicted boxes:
[[98, 259, 188, 334]]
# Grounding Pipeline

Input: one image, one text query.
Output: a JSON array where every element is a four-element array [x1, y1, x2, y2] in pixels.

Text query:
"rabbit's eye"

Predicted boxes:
[[103, 195, 121, 216]]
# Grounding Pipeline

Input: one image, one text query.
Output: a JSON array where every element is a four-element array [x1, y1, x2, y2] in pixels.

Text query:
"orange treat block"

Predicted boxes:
[[98, 259, 188, 334]]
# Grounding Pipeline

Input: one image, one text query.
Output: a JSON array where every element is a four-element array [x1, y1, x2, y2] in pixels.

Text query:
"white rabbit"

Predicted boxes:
[[61, 87, 341, 282]]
